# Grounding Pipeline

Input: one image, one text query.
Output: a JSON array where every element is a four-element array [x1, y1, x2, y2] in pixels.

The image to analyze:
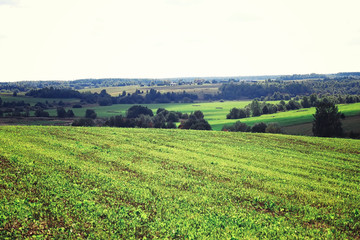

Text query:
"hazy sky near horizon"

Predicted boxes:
[[1, 0, 360, 82]]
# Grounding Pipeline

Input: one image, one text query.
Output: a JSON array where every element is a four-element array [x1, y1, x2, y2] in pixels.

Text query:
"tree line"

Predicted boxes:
[[216, 79, 360, 100], [25, 87, 198, 105]]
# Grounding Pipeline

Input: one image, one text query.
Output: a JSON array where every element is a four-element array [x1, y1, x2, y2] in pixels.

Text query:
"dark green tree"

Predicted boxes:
[[57, 107, 67, 118], [301, 96, 311, 108], [66, 109, 75, 118], [312, 99, 343, 137], [85, 109, 97, 119], [251, 122, 267, 133], [126, 105, 153, 118], [250, 100, 261, 117], [224, 121, 250, 132]]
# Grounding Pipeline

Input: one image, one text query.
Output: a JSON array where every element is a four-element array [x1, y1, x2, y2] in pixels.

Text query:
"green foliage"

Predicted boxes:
[[251, 122, 267, 133], [250, 99, 262, 117], [312, 99, 343, 137], [66, 109, 75, 118], [0, 126, 359, 238], [182, 111, 211, 130], [35, 109, 50, 117], [56, 107, 66, 118], [265, 123, 282, 134], [223, 121, 250, 132], [126, 105, 153, 118], [85, 109, 97, 119], [72, 118, 95, 126]]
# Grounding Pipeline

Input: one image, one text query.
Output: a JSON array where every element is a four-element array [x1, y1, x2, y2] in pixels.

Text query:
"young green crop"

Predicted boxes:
[[1, 126, 359, 239]]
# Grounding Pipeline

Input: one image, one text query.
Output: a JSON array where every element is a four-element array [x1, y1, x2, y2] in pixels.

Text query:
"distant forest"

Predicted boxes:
[[25, 88, 198, 105], [1, 72, 360, 92], [217, 78, 360, 100]]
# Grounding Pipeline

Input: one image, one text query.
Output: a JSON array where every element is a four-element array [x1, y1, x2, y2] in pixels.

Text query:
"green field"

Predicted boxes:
[[217, 103, 360, 131], [49, 102, 360, 131], [1, 126, 360, 239], [79, 84, 221, 97], [2, 93, 360, 133], [45, 100, 252, 119]]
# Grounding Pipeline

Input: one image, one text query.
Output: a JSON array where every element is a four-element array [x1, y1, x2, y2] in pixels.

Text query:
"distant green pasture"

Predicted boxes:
[[79, 84, 221, 97], [216, 103, 360, 131]]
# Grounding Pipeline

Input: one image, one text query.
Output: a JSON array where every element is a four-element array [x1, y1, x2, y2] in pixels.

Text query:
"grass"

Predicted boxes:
[[2, 92, 360, 133], [1, 126, 360, 239], [79, 84, 221, 97], [46, 100, 254, 119], [216, 103, 360, 131]]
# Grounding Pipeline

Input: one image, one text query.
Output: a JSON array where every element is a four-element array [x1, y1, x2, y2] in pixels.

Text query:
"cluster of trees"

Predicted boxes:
[[26, 87, 82, 98], [227, 94, 360, 120], [0, 95, 78, 118], [111, 89, 198, 105], [105, 107, 178, 129], [25, 88, 198, 105], [222, 121, 281, 134], [72, 105, 212, 130], [218, 79, 360, 100], [179, 111, 212, 130]]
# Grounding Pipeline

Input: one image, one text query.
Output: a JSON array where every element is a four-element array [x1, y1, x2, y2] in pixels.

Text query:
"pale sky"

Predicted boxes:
[[0, 0, 360, 82]]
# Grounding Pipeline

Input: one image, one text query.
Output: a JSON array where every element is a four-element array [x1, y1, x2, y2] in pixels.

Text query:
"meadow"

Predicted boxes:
[[1, 126, 360, 239], [46, 101, 360, 131], [2, 93, 360, 133]]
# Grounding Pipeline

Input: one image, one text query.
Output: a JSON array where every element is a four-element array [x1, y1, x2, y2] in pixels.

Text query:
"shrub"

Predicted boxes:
[[126, 105, 153, 119], [85, 109, 97, 119], [72, 118, 95, 126], [265, 123, 282, 133], [251, 122, 267, 133], [72, 104, 82, 108]]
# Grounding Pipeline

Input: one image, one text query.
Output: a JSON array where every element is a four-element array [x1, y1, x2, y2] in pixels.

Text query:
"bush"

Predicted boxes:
[[85, 109, 97, 119], [251, 122, 267, 133], [182, 111, 211, 130], [126, 105, 153, 118], [57, 107, 67, 118], [265, 123, 282, 133], [72, 104, 82, 108], [72, 118, 95, 126], [66, 110, 75, 118], [35, 109, 50, 117], [224, 121, 250, 132]]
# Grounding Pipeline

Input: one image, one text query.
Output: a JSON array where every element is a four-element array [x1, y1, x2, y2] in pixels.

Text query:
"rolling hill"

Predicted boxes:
[[1, 126, 359, 239]]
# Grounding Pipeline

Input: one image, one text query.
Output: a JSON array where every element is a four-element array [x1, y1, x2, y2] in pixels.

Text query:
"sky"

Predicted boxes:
[[0, 0, 360, 82]]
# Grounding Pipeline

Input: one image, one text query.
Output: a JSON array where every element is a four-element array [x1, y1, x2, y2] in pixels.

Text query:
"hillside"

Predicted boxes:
[[1, 126, 360, 239]]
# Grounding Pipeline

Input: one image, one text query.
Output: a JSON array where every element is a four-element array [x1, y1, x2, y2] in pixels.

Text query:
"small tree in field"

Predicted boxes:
[[312, 99, 343, 137], [85, 109, 97, 119]]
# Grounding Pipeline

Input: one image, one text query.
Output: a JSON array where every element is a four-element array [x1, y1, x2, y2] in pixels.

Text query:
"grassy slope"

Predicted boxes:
[[1, 126, 360, 239], [213, 103, 360, 130], [283, 115, 360, 136]]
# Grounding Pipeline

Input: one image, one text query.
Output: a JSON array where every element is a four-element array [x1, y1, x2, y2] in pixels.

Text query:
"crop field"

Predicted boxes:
[[79, 84, 221, 97], [1, 126, 360, 239], [46, 100, 254, 119]]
